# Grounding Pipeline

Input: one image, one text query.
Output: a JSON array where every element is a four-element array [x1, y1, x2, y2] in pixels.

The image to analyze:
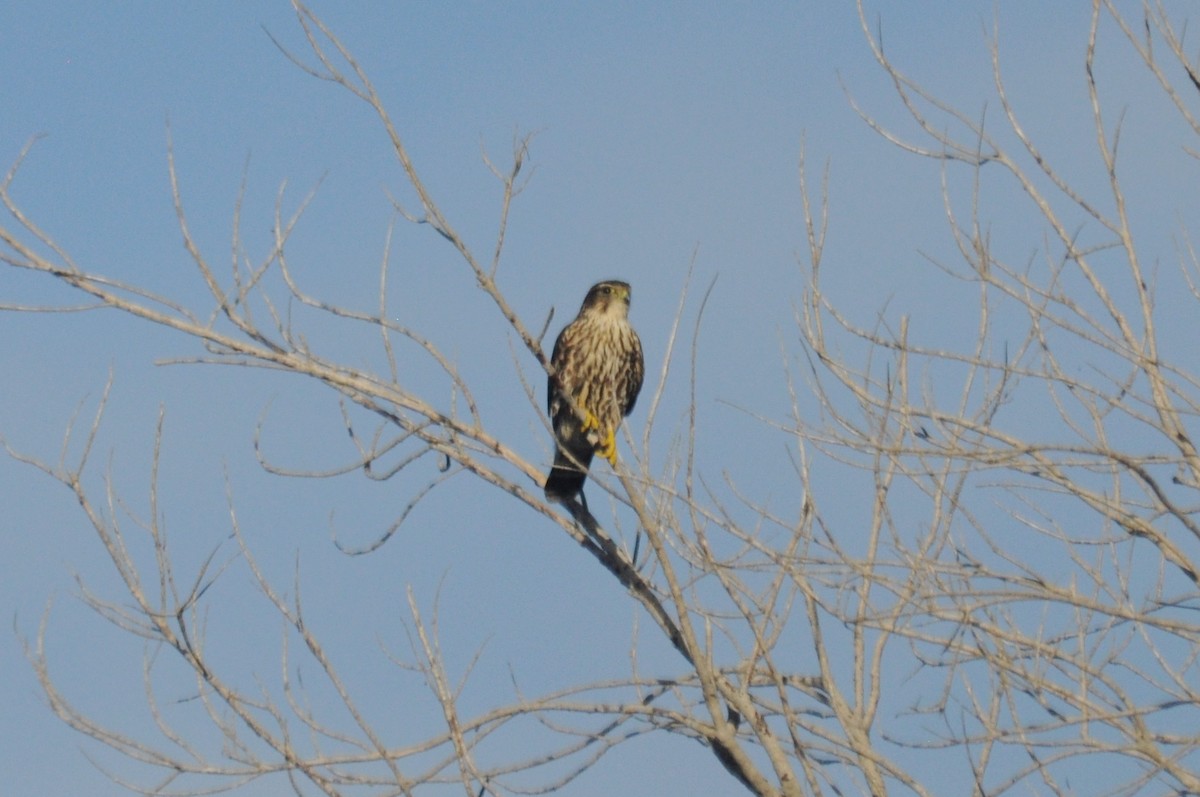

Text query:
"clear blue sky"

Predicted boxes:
[[0, 3, 1180, 795]]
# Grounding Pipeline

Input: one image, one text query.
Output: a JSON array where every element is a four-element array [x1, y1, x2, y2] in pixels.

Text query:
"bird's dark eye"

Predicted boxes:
[[602, 286, 611, 294]]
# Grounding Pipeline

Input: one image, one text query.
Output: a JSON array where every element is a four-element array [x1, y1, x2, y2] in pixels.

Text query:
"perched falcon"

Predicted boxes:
[[545, 280, 644, 502]]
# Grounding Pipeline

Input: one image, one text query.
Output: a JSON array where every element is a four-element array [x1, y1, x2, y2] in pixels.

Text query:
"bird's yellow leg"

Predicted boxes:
[[580, 410, 617, 465], [597, 426, 618, 466]]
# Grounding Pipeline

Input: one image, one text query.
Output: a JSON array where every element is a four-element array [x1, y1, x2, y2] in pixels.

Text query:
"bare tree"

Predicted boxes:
[[3, 1, 1200, 795]]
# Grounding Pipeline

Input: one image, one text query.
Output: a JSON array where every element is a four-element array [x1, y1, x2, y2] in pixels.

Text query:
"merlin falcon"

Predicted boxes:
[[545, 280, 644, 502]]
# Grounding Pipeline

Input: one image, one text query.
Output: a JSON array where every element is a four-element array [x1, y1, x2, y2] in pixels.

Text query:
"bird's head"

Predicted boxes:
[[581, 280, 632, 318]]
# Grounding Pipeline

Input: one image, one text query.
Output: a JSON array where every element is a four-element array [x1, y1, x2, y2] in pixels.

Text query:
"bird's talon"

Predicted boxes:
[[599, 428, 618, 466]]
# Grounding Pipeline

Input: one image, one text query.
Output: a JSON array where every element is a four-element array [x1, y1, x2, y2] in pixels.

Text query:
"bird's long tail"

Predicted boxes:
[[544, 445, 594, 501]]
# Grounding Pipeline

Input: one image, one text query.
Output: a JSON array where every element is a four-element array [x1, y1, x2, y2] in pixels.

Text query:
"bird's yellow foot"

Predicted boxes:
[[597, 426, 618, 466], [580, 411, 618, 466]]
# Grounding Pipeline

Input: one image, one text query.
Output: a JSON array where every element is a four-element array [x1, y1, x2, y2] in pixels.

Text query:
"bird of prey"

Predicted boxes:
[[545, 280, 644, 502]]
